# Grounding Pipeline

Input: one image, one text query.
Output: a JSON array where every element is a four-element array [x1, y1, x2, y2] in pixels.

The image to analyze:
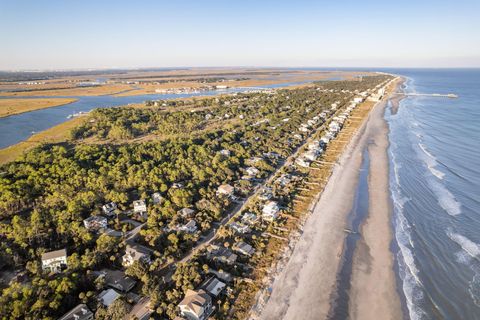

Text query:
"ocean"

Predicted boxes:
[[385, 69, 480, 319]]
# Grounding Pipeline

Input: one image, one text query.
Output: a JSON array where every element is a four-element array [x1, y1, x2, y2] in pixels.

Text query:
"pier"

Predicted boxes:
[[395, 92, 458, 98]]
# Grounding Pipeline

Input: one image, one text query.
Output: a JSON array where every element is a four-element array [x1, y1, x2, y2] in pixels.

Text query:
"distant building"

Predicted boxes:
[[178, 289, 213, 320], [178, 220, 198, 234], [233, 241, 255, 256], [241, 212, 258, 226], [152, 192, 164, 205], [207, 246, 237, 265], [304, 150, 320, 162], [258, 187, 273, 201], [123, 244, 152, 267], [102, 202, 117, 217], [83, 215, 108, 232], [219, 149, 231, 157], [229, 222, 250, 234], [295, 157, 311, 168], [200, 276, 226, 297], [133, 200, 147, 214], [262, 201, 280, 221], [100, 269, 136, 293], [127, 297, 153, 320], [98, 288, 120, 307], [216, 184, 235, 197], [178, 207, 196, 218], [172, 182, 185, 189], [246, 167, 259, 176], [41, 249, 67, 273], [276, 174, 292, 187], [58, 304, 93, 320]]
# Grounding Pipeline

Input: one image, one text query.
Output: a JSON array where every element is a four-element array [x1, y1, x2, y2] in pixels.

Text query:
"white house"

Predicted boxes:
[[219, 149, 231, 157], [41, 249, 68, 273], [122, 244, 152, 267], [304, 150, 320, 162], [179, 220, 198, 233], [178, 207, 196, 218], [178, 289, 213, 320], [98, 288, 120, 307], [151, 192, 164, 205], [229, 222, 250, 234], [216, 184, 235, 197], [262, 201, 280, 221], [241, 212, 258, 226], [102, 202, 117, 217], [246, 167, 259, 176], [83, 216, 108, 231], [58, 304, 93, 320], [133, 200, 147, 213], [296, 157, 311, 168], [233, 241, 255, 256]]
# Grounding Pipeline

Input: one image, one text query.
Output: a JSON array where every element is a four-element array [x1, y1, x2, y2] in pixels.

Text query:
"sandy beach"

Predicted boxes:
[[261, 79, 404, 320], [348, 82, 403, 320]]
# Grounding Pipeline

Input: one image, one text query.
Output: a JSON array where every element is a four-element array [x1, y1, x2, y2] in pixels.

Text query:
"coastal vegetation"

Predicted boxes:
[[0, 75, 391, 319], [0, 98, 77, 118]]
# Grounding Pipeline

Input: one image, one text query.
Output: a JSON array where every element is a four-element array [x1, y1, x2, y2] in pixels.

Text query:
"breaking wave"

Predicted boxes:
[[412, 138, 461, 216], [418, 143, 445, 179], [447, 231, 480, 258], [390, 149, 425, 320], [447, 230, 480, 306]]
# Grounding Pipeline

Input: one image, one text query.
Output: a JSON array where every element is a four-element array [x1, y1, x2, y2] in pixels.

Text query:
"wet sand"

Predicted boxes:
[[261, 79, 403, 320]]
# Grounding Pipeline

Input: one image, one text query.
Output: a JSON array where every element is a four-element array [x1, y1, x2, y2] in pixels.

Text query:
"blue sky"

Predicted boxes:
[[1, 0, 479, 69]]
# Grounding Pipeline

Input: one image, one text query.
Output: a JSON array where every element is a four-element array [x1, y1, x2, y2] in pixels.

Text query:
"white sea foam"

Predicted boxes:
[[395, 211, 424, 320], [448, 231, 480, 306], [418, 143, 445, 179], [447, 231, 480, 258], [469, 274, 480, 307], [412, 140, 461, 216], [390, 152, 425, 320], [428, 180, 462, 216]]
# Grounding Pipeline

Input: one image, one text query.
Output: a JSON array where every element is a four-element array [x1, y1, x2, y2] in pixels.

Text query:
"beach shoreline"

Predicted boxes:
[[260, 77, 404, 320], [348, 78, 405, 320]]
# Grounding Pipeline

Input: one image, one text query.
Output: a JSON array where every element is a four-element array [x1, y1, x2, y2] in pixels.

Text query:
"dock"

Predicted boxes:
[[395, 93, 458, 98]]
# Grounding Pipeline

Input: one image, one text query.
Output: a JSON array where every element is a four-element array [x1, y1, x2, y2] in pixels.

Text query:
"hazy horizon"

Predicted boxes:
[[1, 0, 479, 70]]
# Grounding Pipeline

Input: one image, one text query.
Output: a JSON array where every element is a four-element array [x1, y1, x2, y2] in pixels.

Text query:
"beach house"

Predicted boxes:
[[83, 215, 108, 231], [178, 220, 198, 233], [41, 249, 68, 273], [102, 202, 117, 217], [58, 304, 93, 320], [200, 277, 226, 297], [98, 288, 120, 307], [178, 207, 196, 218], [233, 241, 255, 256], [216, 184, 235, 197], [178, 289, 213, 320], [100, 269, 136, 293], [262, 201, 280, 221], [122, 244, 152, 267], [152, 192, 164, 205], [133, 199, 147, 219]]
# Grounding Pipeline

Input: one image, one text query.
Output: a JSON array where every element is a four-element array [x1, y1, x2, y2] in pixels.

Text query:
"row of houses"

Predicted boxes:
[[296, 97, 363, 168], [59, 269, 152, 320]]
